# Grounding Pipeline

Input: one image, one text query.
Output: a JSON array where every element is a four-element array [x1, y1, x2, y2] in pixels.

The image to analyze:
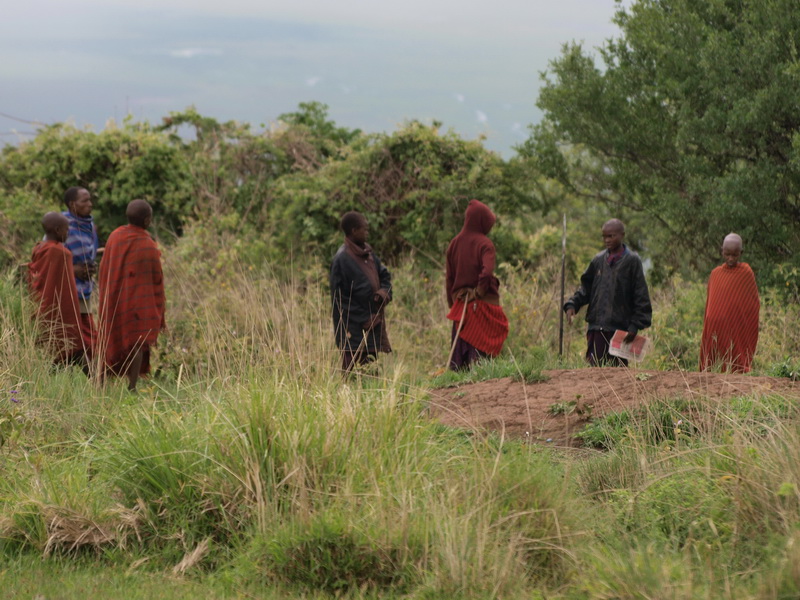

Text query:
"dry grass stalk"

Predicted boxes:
[[172, 537, 211, 575]]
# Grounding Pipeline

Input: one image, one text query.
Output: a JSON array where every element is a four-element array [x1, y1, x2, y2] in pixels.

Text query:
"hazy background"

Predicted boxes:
[[0, 0, 621, 156]]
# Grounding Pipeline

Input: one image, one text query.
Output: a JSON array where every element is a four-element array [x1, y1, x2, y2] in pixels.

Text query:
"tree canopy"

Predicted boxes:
[[524, 0, 800, 283]]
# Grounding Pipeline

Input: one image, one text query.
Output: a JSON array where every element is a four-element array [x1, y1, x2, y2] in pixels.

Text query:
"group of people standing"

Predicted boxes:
[[24, 190, 761, 388], [331, 202, 761, 375], [27, 188, 166, 390]]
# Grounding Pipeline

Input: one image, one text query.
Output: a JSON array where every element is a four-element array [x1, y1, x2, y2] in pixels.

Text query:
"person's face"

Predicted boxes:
[[350, 219, 369, 245], [602, 225, 624, 252], [69, 189, 92, 218], [721, 241, 742, 267]]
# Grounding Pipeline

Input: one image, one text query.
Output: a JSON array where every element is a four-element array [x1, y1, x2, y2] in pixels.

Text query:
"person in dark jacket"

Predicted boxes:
[[330, 211, 392, 372], [564, 219, 652, 366], [445, 199, 509, 370]]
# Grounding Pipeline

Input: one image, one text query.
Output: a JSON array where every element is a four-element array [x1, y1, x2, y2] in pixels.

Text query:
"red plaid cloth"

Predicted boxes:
[[447, 298, 508, 357], [98, 225, 166, 371], [28, 241, 88, 360]]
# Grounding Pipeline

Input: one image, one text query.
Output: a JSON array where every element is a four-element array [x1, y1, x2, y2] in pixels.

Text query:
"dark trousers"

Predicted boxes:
[[449, 322, 488, 371], [586, 330, 628, 367]]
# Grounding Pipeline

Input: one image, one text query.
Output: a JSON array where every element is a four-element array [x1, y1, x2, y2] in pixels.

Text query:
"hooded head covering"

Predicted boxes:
[[462, 199, 496, 235]]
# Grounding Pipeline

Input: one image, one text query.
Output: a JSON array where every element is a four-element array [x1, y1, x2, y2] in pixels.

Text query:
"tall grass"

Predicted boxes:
[[2, 232, 800, 598]]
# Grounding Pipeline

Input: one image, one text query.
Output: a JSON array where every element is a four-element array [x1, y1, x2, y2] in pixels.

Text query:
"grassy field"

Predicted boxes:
[[1, 235, 800, 599]]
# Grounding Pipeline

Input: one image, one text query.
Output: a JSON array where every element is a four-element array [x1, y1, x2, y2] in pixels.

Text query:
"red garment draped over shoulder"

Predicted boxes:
[[700, 262, 760, 373], [28, 241, 88, 360], [98, 225, 166, 372]]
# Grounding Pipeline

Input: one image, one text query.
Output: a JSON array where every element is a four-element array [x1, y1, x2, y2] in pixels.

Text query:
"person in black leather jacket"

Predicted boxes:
[[563, 219, 652, 366]]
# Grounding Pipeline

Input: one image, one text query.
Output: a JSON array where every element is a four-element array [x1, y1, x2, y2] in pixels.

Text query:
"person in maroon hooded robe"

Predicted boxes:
[[445, 199, 509, 370]]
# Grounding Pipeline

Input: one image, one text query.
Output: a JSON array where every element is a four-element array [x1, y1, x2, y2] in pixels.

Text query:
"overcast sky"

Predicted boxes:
[[0, 0, 622, 156]]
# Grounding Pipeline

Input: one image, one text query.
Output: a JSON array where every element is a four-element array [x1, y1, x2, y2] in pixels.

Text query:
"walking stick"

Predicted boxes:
[[559, 213, 567, 357], [446, 296, 470, 370]]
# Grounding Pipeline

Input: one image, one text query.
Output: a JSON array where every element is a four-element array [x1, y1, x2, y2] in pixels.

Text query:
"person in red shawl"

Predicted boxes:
[[700, 233, 760, 373], [28, 212, 91, 371], [445, 199, 509, 370], [98, 199, 166, 390], [330, 211, 392, 372]]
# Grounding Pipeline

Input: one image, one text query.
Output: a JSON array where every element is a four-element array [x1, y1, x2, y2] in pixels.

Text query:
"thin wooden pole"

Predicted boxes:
[[559, 213, 567, 357], [446, 299, 469, 370]]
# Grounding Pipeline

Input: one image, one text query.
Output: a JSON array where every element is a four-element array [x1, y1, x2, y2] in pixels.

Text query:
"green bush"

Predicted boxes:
[[267, 120, 528, 263], [259, 517, 414, 594], [0, 122, 193, 246], [575, 398, 696, 450]]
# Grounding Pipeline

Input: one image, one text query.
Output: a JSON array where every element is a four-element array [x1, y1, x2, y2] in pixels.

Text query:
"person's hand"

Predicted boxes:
[[373, 288, 390, 305], [364, 314, 381, 331], [457, 288, 477, 302], [74, 263, 92, 280], [623, 330, 637, 344], [565, 307, 576, 324]]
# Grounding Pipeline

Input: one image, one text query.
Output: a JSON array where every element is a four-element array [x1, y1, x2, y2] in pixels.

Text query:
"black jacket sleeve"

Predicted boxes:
[[627, 256, 652, 332], [564, 256, 598, 313], [375, 254, 392, 299]]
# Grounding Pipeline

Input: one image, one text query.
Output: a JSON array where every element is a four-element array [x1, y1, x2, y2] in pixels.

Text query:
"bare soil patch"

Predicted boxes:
[[429, 368, 800, 447]]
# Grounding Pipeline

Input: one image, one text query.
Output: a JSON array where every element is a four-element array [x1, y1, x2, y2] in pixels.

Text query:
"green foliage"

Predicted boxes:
[[576, 398, 695, 449], [258, 517, 413, 594], [0, 390, 29, 450], [526, 0, 800, 284], [610, 468, 734, 547], [429, 352, 549, 388], [268, 120, 526, 262], [770, 358, 800, 381], [0, 121, 193, 244], [647, 278, 706, 369], [0, 190, 54, 266], [277, 101, 362, 160]]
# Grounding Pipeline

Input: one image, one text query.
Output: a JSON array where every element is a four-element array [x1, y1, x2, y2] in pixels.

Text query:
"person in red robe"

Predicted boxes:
[[445, 199, 509, 370], [98, 199, 166, 390], [28, 212, 91, 370], [700, 233, 760, 373]]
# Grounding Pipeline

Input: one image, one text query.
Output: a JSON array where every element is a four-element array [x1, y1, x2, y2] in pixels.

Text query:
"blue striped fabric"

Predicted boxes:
[[61, 210, 98, 300]]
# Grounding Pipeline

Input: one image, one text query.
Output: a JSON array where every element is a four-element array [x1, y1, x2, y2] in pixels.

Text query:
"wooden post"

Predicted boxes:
[[558, 214, 566, 357]]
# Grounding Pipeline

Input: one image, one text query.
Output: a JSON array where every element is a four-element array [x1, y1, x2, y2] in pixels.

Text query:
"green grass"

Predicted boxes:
[[3, 247, 800, 598], [429, 351, 549, 388]]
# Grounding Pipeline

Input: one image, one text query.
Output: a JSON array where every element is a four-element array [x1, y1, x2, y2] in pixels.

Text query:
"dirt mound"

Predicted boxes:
[[429, 368, 800, 448]]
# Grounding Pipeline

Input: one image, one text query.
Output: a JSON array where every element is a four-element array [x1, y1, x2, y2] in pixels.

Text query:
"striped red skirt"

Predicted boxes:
[[447, 299, 509, 357]]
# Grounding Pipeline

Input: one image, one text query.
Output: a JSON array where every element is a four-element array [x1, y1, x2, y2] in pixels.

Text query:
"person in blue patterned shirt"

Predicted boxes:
[[61, 186, 101, 352]]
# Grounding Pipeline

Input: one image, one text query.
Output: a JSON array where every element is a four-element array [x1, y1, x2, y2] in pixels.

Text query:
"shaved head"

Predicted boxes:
[[126, 199, 153, 228], [42, 211, 69, 242], [721, 232, 743, 267], [722, 233, 743, 251], [602, 218, 625, 234], [601, 218, 626, 252]]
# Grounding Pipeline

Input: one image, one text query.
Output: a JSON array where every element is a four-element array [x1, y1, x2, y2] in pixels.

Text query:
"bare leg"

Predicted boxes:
[[126, 348, 144, 391]]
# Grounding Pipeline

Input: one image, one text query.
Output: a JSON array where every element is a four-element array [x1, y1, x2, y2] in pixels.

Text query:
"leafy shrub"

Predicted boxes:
[[0, 121, 193, 246], [260, 517, 414, 594], [576, 398, 696, 449], [267, 120, 528, 263], [609, 468, 734, 547], [769, 359, 800, 381]]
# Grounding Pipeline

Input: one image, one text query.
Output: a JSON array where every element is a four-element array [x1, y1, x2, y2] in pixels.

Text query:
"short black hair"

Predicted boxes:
[[126, 199, 153, 228], [63, 186, 85, 207], [340, 211, 366, 236]]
